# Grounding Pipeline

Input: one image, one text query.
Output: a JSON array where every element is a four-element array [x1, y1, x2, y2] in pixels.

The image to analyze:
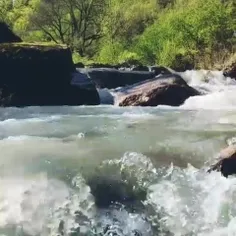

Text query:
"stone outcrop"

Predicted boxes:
[[0, 43, 100, 106], [223, 54, 236, 79], [79, 68, 156, 89], [0, 22, 22, 43], [117, 74, 200, 107], [207, 145, 236, 178]]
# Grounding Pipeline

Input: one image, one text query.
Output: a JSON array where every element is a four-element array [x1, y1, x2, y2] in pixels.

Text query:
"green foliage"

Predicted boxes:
[[1, 0, 235, 68], [1, 0, 41, 40], [134, 0, 236, 68], [101, 0, 157, 43], [118, 51, 142, 65], [97, 0, 158, 64], [0, 0, 12, 23], [96, 41, 125, 64], [72, 52, 93, 65], [30, 0, 105, 56]]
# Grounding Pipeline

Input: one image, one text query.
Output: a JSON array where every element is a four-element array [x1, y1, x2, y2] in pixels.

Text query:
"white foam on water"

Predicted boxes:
[[179, 70, 235, 89], [95, 208, 153, 236], [145, 164, 236, 236], [178, 70, 236, 110], [0, 173, 96, 236], [180, 90, 236, 110], [0, 116, 62, 126]]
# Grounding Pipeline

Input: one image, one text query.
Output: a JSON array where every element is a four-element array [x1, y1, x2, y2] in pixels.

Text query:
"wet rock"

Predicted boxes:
[[78, 68, 155, 89], [223, 54, 236, 79], [117, 74, 200, 107], [74, 62, 85, 68], [207, 145, 236, 178], [0, 43, 100, 106], [131, 65, 149, 72], [149, 66, 172, 76], [86, 63, 118, 69], [0, 22, 22, 43]]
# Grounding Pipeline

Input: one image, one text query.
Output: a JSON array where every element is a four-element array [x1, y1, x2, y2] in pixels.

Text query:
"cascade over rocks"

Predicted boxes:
[[117, 74, 200, 107], [0, 43, 100, 106], [207, 145, 236, 178], [0, 22, 22, 43]]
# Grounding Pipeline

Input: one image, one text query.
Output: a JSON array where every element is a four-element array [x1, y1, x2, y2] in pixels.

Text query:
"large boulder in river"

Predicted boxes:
[[117, 74, 200, 107], [0, 22, 22, 43], [207, 145, 236, 178], [78, 68, 155, 89], [223, 54, 236, 79], [0, 43, 100, 106]]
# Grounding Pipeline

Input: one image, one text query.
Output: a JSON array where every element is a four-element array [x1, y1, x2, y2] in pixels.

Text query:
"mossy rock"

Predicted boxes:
[[0, 42, 75, 88], [0, 43, 100, 106]]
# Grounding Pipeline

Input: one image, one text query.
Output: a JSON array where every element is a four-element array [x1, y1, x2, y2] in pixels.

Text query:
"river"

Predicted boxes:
[[0, 70, 236, 236]]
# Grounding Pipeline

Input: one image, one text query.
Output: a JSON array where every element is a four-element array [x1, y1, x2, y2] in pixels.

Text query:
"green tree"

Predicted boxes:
[[134, 0, 236, 67], [0, 0, 12, 23], [31, 0, 105, 56]]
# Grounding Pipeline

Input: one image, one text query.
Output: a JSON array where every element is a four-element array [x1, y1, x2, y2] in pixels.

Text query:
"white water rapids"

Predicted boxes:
[[1, 70, 236, 236]]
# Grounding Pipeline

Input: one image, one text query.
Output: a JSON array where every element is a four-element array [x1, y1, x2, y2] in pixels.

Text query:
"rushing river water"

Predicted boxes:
[[1, 70, 236, 236]]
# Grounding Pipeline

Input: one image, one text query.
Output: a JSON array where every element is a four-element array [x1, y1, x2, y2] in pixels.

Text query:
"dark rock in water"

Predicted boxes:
[[149, 66, 172, 76], [0, 22, 22, 43], [223, 54, 236, 79], [117, 74, 200, 107], [79, 68, 155, 89], [131, 65, 149, 72], [86, 63, 118, 69], [207, 145, 236, 178], [0, 43, 100, 106]]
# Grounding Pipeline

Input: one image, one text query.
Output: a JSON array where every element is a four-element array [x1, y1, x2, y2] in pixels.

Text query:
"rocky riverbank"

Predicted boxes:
[[1, 22, 235, 108]]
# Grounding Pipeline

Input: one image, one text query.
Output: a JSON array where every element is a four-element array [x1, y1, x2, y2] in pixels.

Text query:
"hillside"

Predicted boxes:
[[1, 0, 235, 70]]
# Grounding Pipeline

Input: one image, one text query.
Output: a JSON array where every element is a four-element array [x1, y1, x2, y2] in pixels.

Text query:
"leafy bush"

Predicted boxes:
[[96, 41, 125, 64], [1, 0, 235, 68], [134, 0, 236, 68]]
